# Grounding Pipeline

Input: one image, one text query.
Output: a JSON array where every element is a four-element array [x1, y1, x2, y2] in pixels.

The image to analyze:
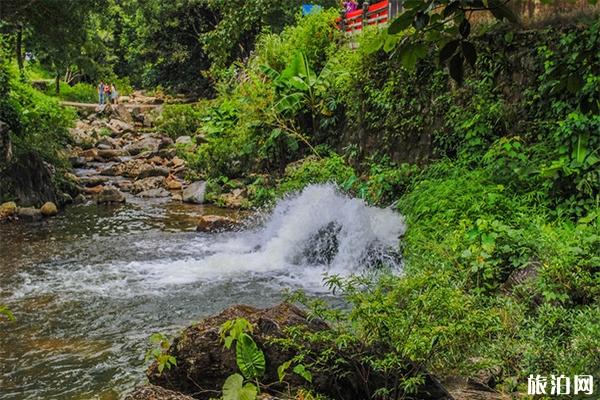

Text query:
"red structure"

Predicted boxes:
[[338, 0, 402, 34]]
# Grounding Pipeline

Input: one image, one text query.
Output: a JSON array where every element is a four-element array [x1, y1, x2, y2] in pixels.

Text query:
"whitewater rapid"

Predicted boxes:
[[9, 184, 405, 299]]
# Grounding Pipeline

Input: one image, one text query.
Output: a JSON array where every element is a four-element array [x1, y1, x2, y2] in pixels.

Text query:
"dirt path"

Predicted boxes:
[[60, 101, 163, 110]]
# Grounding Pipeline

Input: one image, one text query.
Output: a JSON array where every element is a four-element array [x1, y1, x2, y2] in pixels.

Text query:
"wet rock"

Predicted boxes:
[[158, 148, 177, 159], [96, 186, 126, 204], [196, 215, 239, 232], [138, 165, 169, 180], [137, 188, 171, 198], [165, 175, 183, 190], [182, 181, 206, 204], [148, 303, 328, 398], [70, 127, 95, 147], [170, 157, 185, 168], [172, 193, 182, 202], [85, 185, 104, 195], [40, 202, 58, 217], [97, 149, 129, 160], [175, 136, 192, 145], [124, 384, 195, 400], [131, 176, 165, 194], [159, 137, 174, 150], [0, 201, 17, 220], [81, 148, 98, 160], [80, 176, 110, 187], [17, 207, 42, 222], [124, 136, 161, 156], [113, 104, 134, 124], [96, 136, 119, 149], [219, 188, 248, 208], [108, 119, 135, 135], [69, 156, 87, 168]]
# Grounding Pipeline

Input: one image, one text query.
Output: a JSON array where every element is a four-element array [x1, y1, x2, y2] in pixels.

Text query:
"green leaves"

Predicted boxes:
[[292, 364, 313, 383], [488, 0, 519, 24], [236, 333, 266, 379], [0, 305, 15, 322], [222, 374, 258, 400], [388, 11, 415, 35]]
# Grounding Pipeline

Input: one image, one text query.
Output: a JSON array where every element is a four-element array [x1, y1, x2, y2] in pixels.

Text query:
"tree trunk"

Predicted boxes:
[[0, 121, 13, 164], [16, 24, 24, 74], [55, 73, 60, 94]]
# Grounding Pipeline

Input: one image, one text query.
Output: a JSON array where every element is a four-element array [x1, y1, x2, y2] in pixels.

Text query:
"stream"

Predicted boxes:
[[0, 184, 404, 399]]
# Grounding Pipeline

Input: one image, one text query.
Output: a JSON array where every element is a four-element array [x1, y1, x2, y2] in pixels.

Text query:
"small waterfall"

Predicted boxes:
[[10, 184, 405, 298]]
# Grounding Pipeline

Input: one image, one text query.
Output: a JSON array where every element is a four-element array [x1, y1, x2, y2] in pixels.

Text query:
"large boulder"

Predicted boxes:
[[113, 104, 134, 124], [40, 202, 58, 217], [182, 181, 206, 204], [108, 119, 135, 135], [96, 186, 126, 204], [148, 303, 328, 399], [0, 201, 17, 221], [148, 303, 453, 400], [137, 165, 169, 180], [124, 136, 161, 156], [196, 215, 239, 232]]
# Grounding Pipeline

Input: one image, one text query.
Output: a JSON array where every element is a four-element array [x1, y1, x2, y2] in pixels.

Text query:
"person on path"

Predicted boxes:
[[104, 83, 111, 105], [343, 0, 358, 12], [98, 81, 105, 105], [110, 84, 119, 104]]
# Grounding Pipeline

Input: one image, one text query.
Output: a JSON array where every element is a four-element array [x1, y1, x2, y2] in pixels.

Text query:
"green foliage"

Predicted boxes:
[[221, 373, 257, 400], [145, 332, 177, 375], [45, 82, 97, 103], [0, 305, 15, 322], [156, 104, 204, 140], [235, 333, 266, 380]]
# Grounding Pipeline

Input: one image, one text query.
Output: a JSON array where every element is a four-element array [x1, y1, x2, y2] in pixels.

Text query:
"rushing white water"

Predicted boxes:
[[10, 184, 405, 299], [0, 183, 405, 399]]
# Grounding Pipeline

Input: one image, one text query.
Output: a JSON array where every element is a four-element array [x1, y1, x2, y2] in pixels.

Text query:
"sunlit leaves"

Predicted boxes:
[[222, 374, 258, 400]]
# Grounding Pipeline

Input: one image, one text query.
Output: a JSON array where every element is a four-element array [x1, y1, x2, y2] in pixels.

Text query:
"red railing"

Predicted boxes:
[[337, 0, 402, 35]]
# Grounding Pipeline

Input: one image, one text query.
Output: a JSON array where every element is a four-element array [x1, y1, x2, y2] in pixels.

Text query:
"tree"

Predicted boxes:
[[0, 0, 105, 92]]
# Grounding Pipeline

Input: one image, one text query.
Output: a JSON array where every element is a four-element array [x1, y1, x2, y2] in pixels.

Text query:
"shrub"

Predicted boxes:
[[156, 104, 203, 139]]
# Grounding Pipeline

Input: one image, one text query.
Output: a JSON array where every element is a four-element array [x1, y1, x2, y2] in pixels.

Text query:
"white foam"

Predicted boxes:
[[10, 184, 405, 299]]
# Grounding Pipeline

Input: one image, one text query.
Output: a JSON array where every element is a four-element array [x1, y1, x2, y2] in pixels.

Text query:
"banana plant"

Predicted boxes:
[[261, 52, 334, 135]]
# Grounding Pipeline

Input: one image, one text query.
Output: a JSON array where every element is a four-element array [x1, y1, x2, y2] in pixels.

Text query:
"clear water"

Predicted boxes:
[[0, 184, 404, 399]]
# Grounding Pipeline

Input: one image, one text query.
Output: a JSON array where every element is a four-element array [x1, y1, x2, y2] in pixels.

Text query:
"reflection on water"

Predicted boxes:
[[0, 184, 404, 399], [0, 201, 275, 400]]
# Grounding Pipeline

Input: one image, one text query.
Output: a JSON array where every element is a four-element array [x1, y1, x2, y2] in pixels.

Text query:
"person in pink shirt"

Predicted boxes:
[[343, 0, 358, 12]]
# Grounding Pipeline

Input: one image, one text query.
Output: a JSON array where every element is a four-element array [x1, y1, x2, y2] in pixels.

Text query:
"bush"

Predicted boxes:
[[156, 104, 204, 140], [45, 82, 98, 103]]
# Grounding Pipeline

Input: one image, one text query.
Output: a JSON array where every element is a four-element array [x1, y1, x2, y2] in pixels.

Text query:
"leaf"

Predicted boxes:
[[235, 333, 265, 379], [461, 41, 477, 68], [439, 39, 459, 64], [222, 374, 258, 400], [572, 134, 589, 164], [399, 44, 418, 71], [388, 11, 415, 34], [449, 53, 464, 85], [293, 364, 313, 383], [459, 19, 471, 38], [0, 305, 15, 321], [277, 360, 292, 382], [443, 1, 461, 18], [363, 34, 385, 54], [413, 12, 430, 31], [488, 0, 519, 23], [383, 34, 400, 52]]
